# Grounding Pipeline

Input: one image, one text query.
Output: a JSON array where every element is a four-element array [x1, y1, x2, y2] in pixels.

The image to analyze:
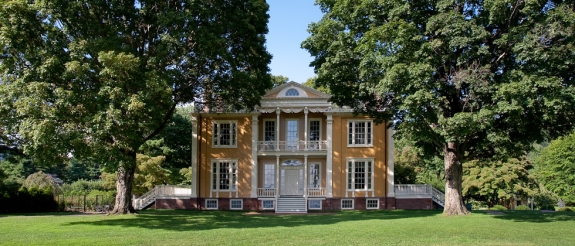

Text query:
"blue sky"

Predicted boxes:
[[266, 1, 324, 83]]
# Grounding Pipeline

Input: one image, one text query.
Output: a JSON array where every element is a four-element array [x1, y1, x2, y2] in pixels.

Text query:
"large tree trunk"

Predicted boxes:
[[443, 142, 469, 215], [110, 154, 137, 215]]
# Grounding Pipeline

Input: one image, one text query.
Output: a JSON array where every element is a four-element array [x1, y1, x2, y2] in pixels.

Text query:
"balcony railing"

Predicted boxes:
[[306, 188, 325, 197], [257, 188, 277, 197], [394, 184, 432, 196], [257, 141, 328, 152], [155, 185, 192, 197]]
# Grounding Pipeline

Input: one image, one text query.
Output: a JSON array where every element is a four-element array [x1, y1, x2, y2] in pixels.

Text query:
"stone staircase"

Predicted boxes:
[[276, 197, 307, 213]]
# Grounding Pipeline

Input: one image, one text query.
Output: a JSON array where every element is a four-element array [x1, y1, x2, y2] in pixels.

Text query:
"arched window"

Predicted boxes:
[[285, 88, 299, 96]]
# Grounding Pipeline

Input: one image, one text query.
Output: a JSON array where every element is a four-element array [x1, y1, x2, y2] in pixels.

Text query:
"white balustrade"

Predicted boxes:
[[306, 188, 325, 197], [257, 141, 328, 152], [394, 184, 432, 196], [257, 188, 277, 197]]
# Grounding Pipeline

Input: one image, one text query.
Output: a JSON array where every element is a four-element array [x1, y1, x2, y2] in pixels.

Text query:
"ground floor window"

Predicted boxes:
[[309, 200, 322, 210], [366, 199, 379, 209], [230, 199, 243, 210], [346, 158, 374, 191], [206, 199, 218, 209], [341, 199, 354, 209], [211, 159, 238, 191], [262, 200, 274, 210]]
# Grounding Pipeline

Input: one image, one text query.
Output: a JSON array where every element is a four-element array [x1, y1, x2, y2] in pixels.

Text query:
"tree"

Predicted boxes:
[[534, 132, 575, 205], [0, 0, 272, 214], [463, 158, 535, 207], [303, 0, 575, 215], [303, 76, 330, 94], [22, 171, 60, 195], [133, 154, 170, 195], [271, 75, 289, 87]]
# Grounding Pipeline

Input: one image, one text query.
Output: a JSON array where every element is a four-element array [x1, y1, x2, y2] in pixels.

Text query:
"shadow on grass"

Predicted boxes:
[[63, 209, 442, 231], [473, 210, 575, 223]]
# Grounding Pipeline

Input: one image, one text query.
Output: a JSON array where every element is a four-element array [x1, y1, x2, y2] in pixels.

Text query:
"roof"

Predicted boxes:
[[262, 81, 331, 99]]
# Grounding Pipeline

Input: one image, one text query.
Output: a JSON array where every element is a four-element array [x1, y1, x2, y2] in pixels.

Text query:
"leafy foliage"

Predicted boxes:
[[534, 132, 575, 205], [133, 154, 170, 195], [303, 76, 330, 94], [271, 75, 289, 87], [463, 158, 536, 207], [22, 171, 60, 195]]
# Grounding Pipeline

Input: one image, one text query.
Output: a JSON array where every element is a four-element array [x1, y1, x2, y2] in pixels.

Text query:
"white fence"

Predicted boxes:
[[395, 184, 433, 196], [154, 185, 192, 198]]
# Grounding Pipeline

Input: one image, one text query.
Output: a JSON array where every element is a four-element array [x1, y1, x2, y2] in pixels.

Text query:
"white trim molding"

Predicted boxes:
[[251, 115, 259, 198], [387, 127, 395, 197], [190, 115, 198, 198]]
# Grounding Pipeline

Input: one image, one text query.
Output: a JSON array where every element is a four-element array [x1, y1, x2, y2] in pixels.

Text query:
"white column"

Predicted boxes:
[[190, 114, 198, 198], [304, 155, 308, 197], [276, 155, 280, 198], [304, 107, 308, 150], [251, 115, 259, 198], [276, 107, 280, 151], [326, 114, 333, 198], [387, 127, 395, 197]]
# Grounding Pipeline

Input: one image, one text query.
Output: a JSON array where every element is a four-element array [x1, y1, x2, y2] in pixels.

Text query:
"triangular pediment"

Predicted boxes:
[[263, 81, 331, 99]]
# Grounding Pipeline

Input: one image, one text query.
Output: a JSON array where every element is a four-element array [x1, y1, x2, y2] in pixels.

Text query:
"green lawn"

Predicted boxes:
[[0, 209, 574, 245]]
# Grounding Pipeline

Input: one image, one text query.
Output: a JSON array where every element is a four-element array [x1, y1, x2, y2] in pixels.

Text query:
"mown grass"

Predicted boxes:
[[0, 209, 574, 245]]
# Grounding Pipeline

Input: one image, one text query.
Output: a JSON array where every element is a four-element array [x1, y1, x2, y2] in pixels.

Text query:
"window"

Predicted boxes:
[[347, 120, 373, 147], [263, 120, 276, 150], [341, 199, 354, 209], [285, 88, 299, 96], [309, 164, 320, 189], [262, 200, 274, 210], [347, 158, 374, 191], [367, 199, 379, 209], [206, 199, 218, 209], [308, 119, 321, 150], [211, 159, 238, 191], [264, 164, 275, 188], [309, 200, 322, 210], [230, 199, 243, 210], [213, 121, 237, 147]]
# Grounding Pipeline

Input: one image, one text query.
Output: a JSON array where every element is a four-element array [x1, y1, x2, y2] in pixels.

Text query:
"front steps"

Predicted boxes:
[[276, 197, 307, 213]]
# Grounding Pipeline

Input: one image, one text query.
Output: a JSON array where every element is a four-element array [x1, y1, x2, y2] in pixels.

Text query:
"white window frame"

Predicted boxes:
[[309, 200, 322, 210], [347, 119, 373, 147], [206, 199, 218, 210], [264, 164, 275, 188], [212, 120, 238, 148], [262, 200, 275, 210], [366, 198, 379, 209], [286, 118, 299, 150], [308, 118, 322, 141], [263, 119, 276, 142], [341, 199, 354, 210], [210, 159, 239, 192], [346, 158, 375, 192], [309, 163, 321, 189], [230, 199, 243, 210]]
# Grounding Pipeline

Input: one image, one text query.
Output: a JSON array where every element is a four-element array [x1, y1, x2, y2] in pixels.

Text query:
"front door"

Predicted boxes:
[[280, 167, 304, 196]]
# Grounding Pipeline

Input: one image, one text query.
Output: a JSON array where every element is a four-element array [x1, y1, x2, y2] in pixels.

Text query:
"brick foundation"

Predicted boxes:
[[395, 198, 432, 210], [154, 197, 432, 211], [155, 198, 198, 210]]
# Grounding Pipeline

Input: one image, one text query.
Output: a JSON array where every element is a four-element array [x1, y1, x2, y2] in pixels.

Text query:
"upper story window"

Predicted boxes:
[[348, 120, 373, 147], [213, 120, 237, 148], [285, 88, 299, 96]]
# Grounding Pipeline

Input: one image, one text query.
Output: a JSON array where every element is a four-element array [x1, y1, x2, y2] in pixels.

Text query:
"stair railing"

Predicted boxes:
[[134, 186, 158, 210], [430, 186, 445, 207]]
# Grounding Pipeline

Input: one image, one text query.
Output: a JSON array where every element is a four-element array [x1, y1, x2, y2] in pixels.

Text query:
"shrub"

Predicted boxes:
[[515, 205, 529, 210], [61, 179, 107, 196], [557, 207, 572, 212], [491, 205, 508, 210]]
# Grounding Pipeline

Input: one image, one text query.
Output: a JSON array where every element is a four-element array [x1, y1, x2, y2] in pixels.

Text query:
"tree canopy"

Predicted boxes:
[[0, 0, 272, 214], [303, 0, 575, 215], [535, 132, 575, 205]]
